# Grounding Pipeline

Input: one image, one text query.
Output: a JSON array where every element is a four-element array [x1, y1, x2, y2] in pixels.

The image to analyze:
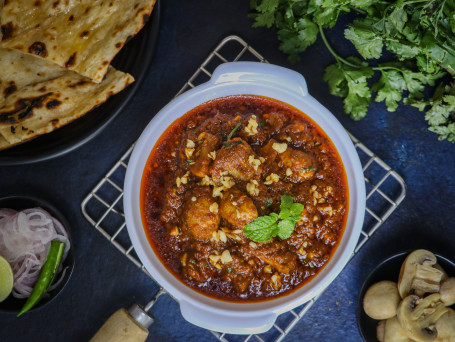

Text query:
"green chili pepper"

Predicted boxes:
[[17, 240, 66, 317]]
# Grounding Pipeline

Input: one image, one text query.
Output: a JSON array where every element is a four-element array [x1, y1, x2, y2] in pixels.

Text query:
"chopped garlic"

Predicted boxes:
[[248, 155, 261, 171], [191, 196, 197, 202], [209, 255, 221, 263], [209, 202, 219, 214], [285, 136, 292, 142], [246, 180, 259, 196], [176, 172, 190, 187], [264, 265, 272, 273], [186, 139, 195, 148], [286, 168, 292, 177], [220, 175, 235, 189], [264, 173, 279, 185], [200, 175, 214, 186], [213, 186, 225, 198], [171, 152, 176, 157], [220, 250, 233, 264], [272, 142, 287, 153], [211, 231, 219, 242], [208, 151, 216, 160], [219, 230, 227, 243], [233, 229, 242, 234], [249, 241, 257, 248], [244, 115, 258, 135]]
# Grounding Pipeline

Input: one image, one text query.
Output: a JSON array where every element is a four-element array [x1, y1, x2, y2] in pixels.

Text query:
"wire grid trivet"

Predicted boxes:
[[81, 35, 407, 342]]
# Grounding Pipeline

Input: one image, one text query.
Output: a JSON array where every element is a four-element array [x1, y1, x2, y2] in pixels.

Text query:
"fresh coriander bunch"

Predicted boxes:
[[250, 0, 455, 142]]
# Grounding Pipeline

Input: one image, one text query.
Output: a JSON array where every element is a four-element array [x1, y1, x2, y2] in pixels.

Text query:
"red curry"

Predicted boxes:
[[141, 95, 348, 302]]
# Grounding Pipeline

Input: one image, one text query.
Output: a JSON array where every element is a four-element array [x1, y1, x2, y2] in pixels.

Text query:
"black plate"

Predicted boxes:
[[0, 1, 161, 166], [0, 195, 75, 314], [356, 251, 455, 341]]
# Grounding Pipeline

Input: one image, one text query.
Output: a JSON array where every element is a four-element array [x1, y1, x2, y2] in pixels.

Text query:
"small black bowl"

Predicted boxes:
[[0, 195, 75, 314], [356, 251, 455, 341]]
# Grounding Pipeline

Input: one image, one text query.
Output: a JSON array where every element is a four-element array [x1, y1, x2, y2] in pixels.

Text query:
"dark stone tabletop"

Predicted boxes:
[[0, 1, 454, 341]]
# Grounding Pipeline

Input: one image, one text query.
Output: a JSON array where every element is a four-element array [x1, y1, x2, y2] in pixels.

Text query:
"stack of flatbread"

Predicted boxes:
[[0, 0, 156, 150]]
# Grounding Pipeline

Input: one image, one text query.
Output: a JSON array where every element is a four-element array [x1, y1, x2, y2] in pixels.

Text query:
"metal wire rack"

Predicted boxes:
[[81, 35, 407, 342]]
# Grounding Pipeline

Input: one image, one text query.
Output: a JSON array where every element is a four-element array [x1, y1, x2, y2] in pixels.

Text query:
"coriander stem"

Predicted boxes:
[[318, 25, 361, 69]]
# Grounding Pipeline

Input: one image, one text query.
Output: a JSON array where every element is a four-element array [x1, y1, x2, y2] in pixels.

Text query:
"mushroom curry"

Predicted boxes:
[[140, 95, 348, 301]]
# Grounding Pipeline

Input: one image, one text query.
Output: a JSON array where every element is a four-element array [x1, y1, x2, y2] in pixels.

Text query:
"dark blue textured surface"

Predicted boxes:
[[1, 1, 454, 341]]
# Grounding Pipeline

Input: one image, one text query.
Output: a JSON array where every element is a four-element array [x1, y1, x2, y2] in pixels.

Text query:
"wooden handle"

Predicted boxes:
[[90, 308, 149, 342]]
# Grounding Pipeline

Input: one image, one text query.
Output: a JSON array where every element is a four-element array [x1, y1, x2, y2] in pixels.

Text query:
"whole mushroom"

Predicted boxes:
[[439, 277, 455, 306], [398, 250, 445, 298], [397, 293, 448, 342], [364, 280, 401, 320]]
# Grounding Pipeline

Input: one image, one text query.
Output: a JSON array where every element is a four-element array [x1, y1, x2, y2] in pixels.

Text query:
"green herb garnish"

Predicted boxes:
[[227, 123, 242, 141], [223, 141, 243, 147], [315, 142, 321, 146], [186, 159, 193, 165], [227, 266, 233, 273], [300, 166, 315, 172], [259, 120, 266, 127], [250, 0, 455, 142], [188, 260, 197, 265], [266, 197, 273, 207], [244, 195, 304, 242]]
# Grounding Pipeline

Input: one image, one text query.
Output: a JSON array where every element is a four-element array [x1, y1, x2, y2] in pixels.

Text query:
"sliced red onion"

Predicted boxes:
[[0, 207, 70, 298]]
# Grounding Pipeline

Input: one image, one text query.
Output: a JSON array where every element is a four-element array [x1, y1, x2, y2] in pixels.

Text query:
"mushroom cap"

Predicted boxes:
[[383, 317, 414, 342], [397, 293, 448, 342], [377, 320, 386, 342], [363, 280, 400, 320], [440, 278, 455, 306], [398, 250, 443, 298], [435, 309, 455, 342]]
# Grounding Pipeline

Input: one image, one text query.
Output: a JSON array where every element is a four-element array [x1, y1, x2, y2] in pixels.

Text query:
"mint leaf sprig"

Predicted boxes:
[[243, 195, 304, 242]]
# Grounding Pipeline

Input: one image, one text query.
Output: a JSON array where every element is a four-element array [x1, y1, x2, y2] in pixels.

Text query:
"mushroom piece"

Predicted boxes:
[[435, 309, 455, 342], [377, 317, 415, 342], [398, 250, 445, 298], [397, 293, 449, 342], [363, 280, 401, 320], [440, 278, 455, 306]]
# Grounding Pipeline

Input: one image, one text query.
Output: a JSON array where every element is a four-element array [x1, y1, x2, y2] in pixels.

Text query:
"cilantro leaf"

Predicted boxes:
[[243, 195, 304, 242], [250, 0, 280, 28], [372, 70, 406, 112], [324, 59, 374, 120], [277, 18, 318, 62], [345, 20, 383, 59]]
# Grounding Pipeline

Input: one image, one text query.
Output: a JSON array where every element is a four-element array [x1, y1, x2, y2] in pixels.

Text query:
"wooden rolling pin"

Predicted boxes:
[[90, 304, 153, 342]]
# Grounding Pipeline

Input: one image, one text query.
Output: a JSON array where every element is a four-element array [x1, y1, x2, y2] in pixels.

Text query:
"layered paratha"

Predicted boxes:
[[0, 49, 134, 150], [0, 0, 156, 82], [0, 48, 66, 104]]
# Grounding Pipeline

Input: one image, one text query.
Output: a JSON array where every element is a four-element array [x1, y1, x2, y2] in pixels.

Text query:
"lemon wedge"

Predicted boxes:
[[0, 255, 13, 302]]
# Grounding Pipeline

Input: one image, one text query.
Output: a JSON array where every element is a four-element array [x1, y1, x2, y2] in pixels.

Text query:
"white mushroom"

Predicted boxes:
[[377, 317, 415, 342], [439, 277, 455, 306], [397, 293, 448, 342], [435, 309, 455, 342], [398, 250, 445, 298], [364, 280, 401, 320]]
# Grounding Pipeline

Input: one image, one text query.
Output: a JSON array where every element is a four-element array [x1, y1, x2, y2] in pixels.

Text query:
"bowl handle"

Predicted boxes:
[[179, 300, 277, 334], [210, 62, 309, 97]]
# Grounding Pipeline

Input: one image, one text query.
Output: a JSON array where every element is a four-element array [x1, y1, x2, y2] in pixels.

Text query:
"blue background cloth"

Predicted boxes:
[[1, 1, 454, 341]]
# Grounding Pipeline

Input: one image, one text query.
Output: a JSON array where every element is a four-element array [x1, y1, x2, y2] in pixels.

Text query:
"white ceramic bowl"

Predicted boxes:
[[124, 62, 365, 334]]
